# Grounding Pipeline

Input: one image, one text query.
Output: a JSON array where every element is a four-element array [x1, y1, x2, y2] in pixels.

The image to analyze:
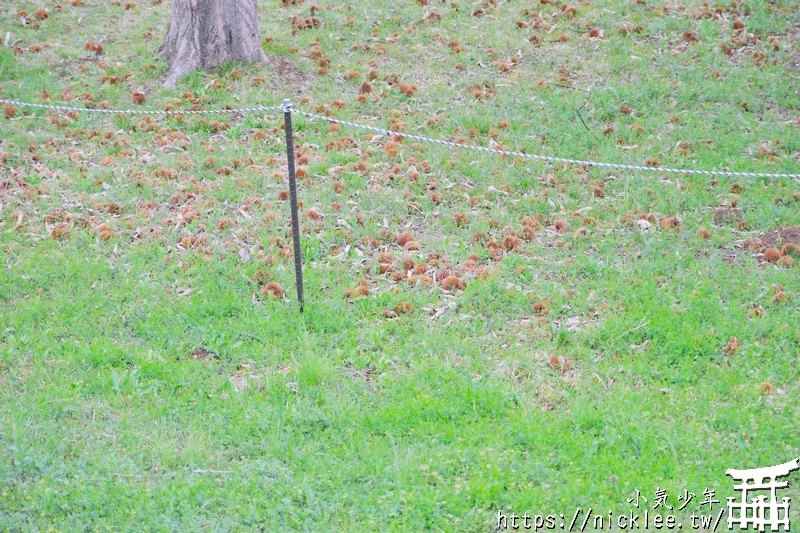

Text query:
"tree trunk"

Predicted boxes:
[[161, 0, 267, 86]]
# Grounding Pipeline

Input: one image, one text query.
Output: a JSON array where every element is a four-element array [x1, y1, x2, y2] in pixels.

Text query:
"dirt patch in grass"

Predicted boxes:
[[786, 24, 800, 72], [713, 207, 742, 225], [190, 348, 217, 361], [762, 226, 800, 248], [266, 55, 307, 93]]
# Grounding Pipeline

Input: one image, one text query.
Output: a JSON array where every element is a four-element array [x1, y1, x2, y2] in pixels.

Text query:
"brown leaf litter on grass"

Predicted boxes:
[[345, 278, 370, 299], [261, 282, 285, 298], [723, 336, 741, 354], [764, 248, 782, 263], [440, 275, 465, 291], [49, 222, 70, 239], [384, 300, 414, 318], [659, 215, 681, 230], [548, 354, 572, 375], [5, 0, 798, 331]]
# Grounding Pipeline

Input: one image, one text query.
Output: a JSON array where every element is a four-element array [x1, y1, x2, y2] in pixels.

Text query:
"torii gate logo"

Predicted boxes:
[[726, 458, 799, 531]]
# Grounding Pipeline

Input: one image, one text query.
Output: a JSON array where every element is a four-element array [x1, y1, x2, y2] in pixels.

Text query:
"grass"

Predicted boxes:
[[1, 0, 799, 530]]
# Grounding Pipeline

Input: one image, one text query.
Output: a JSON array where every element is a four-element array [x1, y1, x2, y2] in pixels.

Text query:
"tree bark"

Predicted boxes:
[[161, 0, 268, 86]]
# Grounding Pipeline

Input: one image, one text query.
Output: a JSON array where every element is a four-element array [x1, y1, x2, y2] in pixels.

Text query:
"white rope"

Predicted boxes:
[[1, 97, 797, 179], [0, 98, 282, 116], [294, 110, 800, 180]]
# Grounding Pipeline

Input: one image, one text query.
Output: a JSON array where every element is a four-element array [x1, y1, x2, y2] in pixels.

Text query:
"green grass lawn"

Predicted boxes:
[[1, 0, 799, 530]]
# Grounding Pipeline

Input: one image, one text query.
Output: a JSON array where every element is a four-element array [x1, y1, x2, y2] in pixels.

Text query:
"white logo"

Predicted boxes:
[[726, 459, 799, 531]]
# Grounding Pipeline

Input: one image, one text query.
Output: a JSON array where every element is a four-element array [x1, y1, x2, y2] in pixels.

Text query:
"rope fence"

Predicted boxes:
[[294, 109, 800, 180], [2, 95, 799, 311], [0, 98, 283, 116], [2, 97, 798, 180]]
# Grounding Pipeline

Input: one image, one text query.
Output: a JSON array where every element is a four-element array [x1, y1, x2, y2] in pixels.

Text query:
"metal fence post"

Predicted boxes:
[[281, 99, 305, 312]]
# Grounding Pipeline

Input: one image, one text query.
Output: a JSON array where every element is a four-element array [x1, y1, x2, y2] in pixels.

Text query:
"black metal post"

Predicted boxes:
[[282, 99, 305, 312]]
